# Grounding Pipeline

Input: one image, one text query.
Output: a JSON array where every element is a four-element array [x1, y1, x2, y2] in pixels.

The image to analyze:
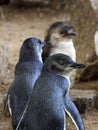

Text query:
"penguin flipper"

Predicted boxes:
[[42, 43, 52, 62], [64, 93, 85, 130], [3, 93, 12, 117]]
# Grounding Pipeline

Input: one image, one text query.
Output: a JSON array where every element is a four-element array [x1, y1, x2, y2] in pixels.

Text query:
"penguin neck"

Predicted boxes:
[[19, 52, 42, 63], [43, 64, 70, 82], [50, 39, 76, 61], [59, 74, 71, 86], [59, 74, 71, 91], [51, 38, 74, 47], [42, 68, 71, 89]]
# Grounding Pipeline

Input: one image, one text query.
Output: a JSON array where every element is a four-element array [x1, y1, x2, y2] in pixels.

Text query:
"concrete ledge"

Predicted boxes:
[[0, 122, 10, 130], [70, 89, 97, 113]]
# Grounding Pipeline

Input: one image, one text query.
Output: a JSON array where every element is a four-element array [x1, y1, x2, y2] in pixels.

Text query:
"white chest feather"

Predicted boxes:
[[94, 31, 98, 56], [50, 40, 76, 61], [64, 76, 71, 91]]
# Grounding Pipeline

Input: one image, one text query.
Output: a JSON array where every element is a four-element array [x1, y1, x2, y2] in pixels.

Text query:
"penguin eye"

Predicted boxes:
[[58, 60, 65, 65], [59, 30, 65, 34], [69, 26, 73, 30], [59, 29, 67, 36]]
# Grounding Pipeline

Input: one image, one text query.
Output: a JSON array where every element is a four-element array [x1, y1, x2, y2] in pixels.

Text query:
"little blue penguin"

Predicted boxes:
[[3, 37, 45, 130], [42, 21, 76, 62], [94, 22, 98, 57], [25, 53, 85, 130], [42, 21, 76, 87]]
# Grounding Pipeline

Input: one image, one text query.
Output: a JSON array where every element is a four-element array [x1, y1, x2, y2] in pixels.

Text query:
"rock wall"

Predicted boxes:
[[10, 0, 49, 6], [0, 0, 97, 84], [8, 0, 97, 63], [64, 0, 96, 63], [0, 43, 9, 85], [63, 0, 97, 79], [0, 0, 9, 5], [90, 0, 98, 12]]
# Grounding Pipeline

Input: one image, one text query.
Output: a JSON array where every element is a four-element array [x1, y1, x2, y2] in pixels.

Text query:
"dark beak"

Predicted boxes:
[[60, 26, 76, 36], [69, 63, 85, 68], [67, 30, 76, 36], [67, 26, 76, 36]]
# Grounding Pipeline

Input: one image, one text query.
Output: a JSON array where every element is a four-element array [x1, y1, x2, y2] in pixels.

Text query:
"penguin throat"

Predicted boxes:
[[50, 39, 76, 61], [58, 74, 71, 87]]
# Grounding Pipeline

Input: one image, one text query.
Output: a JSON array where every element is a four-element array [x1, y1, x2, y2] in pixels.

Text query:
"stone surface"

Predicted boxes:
[[0, 0, 96, 85], [95, 92, 98, 109], [90, 0, 98, 11], [0, 94, 4, 107], [0, 43, 9, 85], [79, 59, 98, 81], [0, 0, 9, 5], [0, 93, 12, 130], [10, 0, 49, 6], [0, 122, 10, 130], [70, 89, 97, 113]]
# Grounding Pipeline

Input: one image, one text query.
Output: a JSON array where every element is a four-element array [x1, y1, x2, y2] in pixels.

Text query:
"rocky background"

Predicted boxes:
[[0, 0, 97, 86], [0, 0, 98, 130]]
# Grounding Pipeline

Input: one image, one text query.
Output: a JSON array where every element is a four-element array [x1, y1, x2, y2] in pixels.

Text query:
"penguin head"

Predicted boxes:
[[45, 21, 76, 44], [19, 37, 46, 62], [43, 54, 85, 76]]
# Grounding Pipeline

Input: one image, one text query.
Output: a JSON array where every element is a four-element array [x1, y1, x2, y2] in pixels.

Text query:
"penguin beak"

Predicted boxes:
[[67, 29, 76, 36], [60, 26, 76, 37], [69, 63, 85, 68], [67, 26, 76, 36], [68, 31, 76, 36]]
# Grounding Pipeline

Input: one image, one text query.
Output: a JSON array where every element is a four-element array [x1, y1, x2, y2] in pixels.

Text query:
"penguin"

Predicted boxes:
[[25, 54, 85, 130], [94, 22, 98, 57], [3, 37, 45, 130], [42, 21, 76, 87], [42, 21, 76, 62]]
